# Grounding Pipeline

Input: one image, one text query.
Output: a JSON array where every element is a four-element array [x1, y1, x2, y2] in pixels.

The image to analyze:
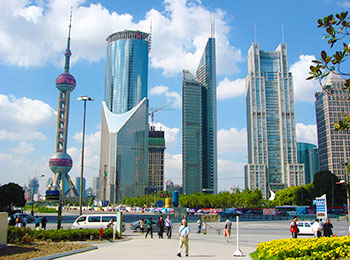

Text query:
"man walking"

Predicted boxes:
[[290, 216, 298, 238], [165, 215, 173, 239], [312, 219, 321, 238], [177, 219, 190, 257], [224, 217, 232, 242], [145, 217, 153, 238]]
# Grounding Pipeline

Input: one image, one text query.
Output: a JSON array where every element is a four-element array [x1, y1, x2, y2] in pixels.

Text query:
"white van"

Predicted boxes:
[[71, 214, 120, 230]]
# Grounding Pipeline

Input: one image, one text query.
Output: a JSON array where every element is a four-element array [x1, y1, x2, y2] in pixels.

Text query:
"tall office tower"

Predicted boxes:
[[28, 177, 40, 198], [98, 30, 150, 203], [244, 43, 304, 199], [182, 36, 217, 195], [147, 126, 166, 193], [315, 71, 350, 179], [297, 142, 319, 184], [47, 12, 78, 197], [92, 177, 99, 196], [75, 177, 86, 197]]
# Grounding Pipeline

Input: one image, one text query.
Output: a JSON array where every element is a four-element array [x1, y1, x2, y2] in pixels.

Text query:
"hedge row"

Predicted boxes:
[[256, 236, 350, 260], [8, 227, 117, 244]]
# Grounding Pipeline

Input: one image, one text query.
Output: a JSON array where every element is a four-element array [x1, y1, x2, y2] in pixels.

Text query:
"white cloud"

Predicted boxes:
[[217, 128, 247, 155], [290, 55, 320, 102], [296, 123, 318, 145], [337, 1, 350, 8], [217, 159, 245, 191], [152, 122, 180, 144], [0, 152, 24, 165], [150, 85, 182, 108], [217, 77, 245, 100], [0, 94, 56, 130], [11, 141, 35, 154], [0, 130, 46, 141], [0, 0, 242, 76], [164, 153, 182, 184]]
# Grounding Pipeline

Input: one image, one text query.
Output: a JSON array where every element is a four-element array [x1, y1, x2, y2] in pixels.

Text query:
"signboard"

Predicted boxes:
[[315, 194, 327, 220], [45, 190, 60, 201]]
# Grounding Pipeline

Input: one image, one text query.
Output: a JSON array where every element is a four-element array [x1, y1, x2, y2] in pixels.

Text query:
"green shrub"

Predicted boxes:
[[8, 227, 118, 244]]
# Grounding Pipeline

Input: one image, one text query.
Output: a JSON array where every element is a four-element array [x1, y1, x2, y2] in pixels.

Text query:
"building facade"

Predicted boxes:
[[92, 177, 99, 196], [98, 30, 150, 204], [147, 126, 166, 193], [245, 43, 304, 198], [297, 142, 319, 184], [315, 71, 350, 180], [75, 177, 86, 198], [182, 37, 217, 195]]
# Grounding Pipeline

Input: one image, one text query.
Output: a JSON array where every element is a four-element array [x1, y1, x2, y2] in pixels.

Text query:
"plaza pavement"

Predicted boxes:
[[58, 219, 349, 260]]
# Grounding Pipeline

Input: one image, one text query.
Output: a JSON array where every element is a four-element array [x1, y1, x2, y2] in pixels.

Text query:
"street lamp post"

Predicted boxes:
[[77, 96, 93, 216], [340, 161, 350, 222], [30, 174, 45, 216]]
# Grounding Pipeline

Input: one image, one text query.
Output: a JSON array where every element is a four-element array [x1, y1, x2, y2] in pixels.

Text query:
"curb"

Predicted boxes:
[[28, 245, 98, 260]]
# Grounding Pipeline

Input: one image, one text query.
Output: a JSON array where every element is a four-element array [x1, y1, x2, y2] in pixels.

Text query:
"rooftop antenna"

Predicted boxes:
[[281, 24, 285, 44], [148, 18, 152, 53], [254, 23, 257, 43], [210, 13, 215, 38], [64, 6, 73, 73]]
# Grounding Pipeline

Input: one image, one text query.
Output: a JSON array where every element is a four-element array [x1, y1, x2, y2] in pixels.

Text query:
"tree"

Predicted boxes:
[[307, 11, 350, 132], [313, 171, 346, 207], [0, 183, 26, 213]]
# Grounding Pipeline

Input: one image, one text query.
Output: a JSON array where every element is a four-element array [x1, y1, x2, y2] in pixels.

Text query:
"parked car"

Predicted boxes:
[[71, 214, 125, 231], [297, 221, 314, 235], [130, 219, 159, 232], [8, 213, 34, 224]]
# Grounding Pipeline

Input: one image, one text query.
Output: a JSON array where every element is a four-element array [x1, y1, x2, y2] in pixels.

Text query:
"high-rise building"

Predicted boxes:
[[245, 43, 304, 198], [182, 36, 217, 195], [75, 177, 86, 198], [98, 30, 150, 203], [47, 12, 78, 197], [92, 177, 99, 196], [297, 142, 319, 184], [315, 71, 350, 179], [147, 126, 166, 193], [28, 177, 40, 198]]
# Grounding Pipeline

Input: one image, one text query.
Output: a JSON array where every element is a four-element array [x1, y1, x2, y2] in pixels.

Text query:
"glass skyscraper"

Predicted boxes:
[[245, 43, 304, 198], [98, 30, 150, 203], [297, 142, 319, 184], [315, 71, 350, 180], [182, 37, 217, 194]]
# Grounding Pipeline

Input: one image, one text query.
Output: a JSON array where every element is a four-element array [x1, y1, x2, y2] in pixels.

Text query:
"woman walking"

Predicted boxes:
[[158, 216, 165, 239]]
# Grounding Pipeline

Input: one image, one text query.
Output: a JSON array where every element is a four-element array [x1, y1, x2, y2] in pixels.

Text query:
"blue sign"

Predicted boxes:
[[315, 195, 327, 219]]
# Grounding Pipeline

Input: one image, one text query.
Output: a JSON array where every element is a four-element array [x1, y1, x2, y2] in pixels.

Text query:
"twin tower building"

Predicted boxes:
[[97, 30, 218, 204]]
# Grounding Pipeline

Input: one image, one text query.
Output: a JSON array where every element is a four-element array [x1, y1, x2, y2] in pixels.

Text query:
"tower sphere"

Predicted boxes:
[[56, 73, 76, 92], [49, 152, 73, 174]]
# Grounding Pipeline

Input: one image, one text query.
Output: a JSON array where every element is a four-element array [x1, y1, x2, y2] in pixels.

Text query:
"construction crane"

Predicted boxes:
[[148, 105, 172, 124]]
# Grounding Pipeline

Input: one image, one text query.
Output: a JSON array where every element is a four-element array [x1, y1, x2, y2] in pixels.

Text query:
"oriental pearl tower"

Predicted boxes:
[[48, 10, 78, 197]]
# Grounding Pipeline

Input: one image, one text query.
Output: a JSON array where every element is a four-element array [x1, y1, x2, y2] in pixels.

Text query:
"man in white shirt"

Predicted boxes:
[[224, 218, 232, 242], [312, 219, 321, 238]]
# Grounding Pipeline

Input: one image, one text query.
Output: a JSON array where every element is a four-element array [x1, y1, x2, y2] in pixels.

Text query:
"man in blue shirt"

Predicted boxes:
[[177, 219, 190, 257]]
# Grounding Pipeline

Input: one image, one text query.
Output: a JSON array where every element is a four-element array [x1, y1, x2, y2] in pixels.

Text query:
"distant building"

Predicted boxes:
[[86, 187, 93, 197], [28, 177, 40, 198], [75, 177, 86, 198], [315, 71, 350, 179], [182, 36, 217, 195], [147, 126, 166, 193], [165, 180, 175, 190], [245, 43, 304, 199], [92, 177, 99, 196], [98, 30, 150, 203], [297, 142, 319, 184]]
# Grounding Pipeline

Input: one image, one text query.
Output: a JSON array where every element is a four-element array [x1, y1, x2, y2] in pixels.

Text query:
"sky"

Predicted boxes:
[[0, 0, 349, 194]]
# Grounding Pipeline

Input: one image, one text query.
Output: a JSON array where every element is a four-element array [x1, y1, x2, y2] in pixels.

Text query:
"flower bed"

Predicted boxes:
[[256, 236, 350, 260]]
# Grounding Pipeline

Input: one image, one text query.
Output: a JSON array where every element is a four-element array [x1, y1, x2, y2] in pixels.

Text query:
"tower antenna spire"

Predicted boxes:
[[64, 6, 73, 73], [281, 24, 284, 44], [210, 13, 215, 38]]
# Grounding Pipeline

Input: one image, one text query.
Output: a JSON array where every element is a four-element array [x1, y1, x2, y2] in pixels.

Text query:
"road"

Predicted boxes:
[[37, 219, 350, 260]]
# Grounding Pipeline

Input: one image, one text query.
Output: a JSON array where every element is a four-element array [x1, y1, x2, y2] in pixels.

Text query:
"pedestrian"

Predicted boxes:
[[15, 216, 22, 228], [224, 217, 232, 242], [22, 217, 27, 228], [165, 215, 173, 239], [290, 216, 298, 238], [140, 218, 145, 233], [41, 217, 47, 230], [323, 218, 333, 237], [177, 219, 190, 257], [107, 217, 115, 229], [158, 216, 165, 238], [312, 219, 321, 238], [145, 217, 153, 238], [202, 221, 207, 235], [197, 218, 202, 233], [35, 216, 40, 230]]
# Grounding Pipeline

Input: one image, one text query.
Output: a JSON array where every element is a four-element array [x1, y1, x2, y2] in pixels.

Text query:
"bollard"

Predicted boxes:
[[233, 215, 245, 257]]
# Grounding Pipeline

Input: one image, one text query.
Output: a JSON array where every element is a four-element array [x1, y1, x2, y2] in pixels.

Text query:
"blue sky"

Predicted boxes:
[[0, 0, 349, 194]]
